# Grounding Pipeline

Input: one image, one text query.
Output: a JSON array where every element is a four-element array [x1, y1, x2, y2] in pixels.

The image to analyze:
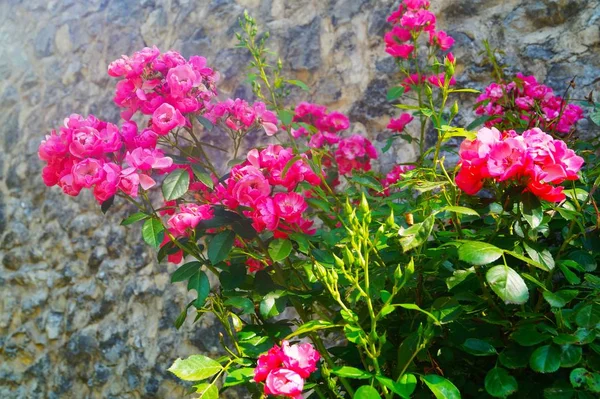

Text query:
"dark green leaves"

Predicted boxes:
[[543, 290, 578, 308], [268, 239, 292, 262], [162, 169, 190, 201], [171, 261, 202, 283], [485, 368, 518, 398], [196, 115, 214, 131], [188, 270, 210, 308], [462, 338, 497, 356], [486, 265, 529, 305], [259, 292, 287, 319], [207, 231, 236, 264], [521, 192, 543, 229], [575, 303, 600, 328], [376, 374, 417, 398], [168, 355, 222, 381], [457, 241, 503, 265], [142, 218, 165, 248], [530, 345, 562, 373]]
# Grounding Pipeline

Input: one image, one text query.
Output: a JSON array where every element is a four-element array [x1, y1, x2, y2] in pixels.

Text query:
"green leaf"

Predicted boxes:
[[284, 320, 340, 340], [376, 375, 417, 399], [529, 345, 562, 373], [560, 345, 582, 368], [387, 86, 406, 101], [168, 355, 223, 381], [349, 174, 384, 191], [191, 164, 214, 190], [499, 346, 531, 369], [278, 109, 294, 126], [171, 261, 202, 283], [306, 197, 331, 212], [543, 290, 578, 308], [224, 297, 255, 315], [355, 385, 382, 399], [196, 115, 214, 131], [121, 212, 149, 226], [194, 383, 218, 399], [287, 79, 310, 91], [523, 241, 555, 270], [457, 241, 503, 265], [442, 206, 479, 216], [505, 249, 549, 271], [570, 368, 600, 392], [207, 231, 236, 264], [446, 268, 475, 290], [331, 366, 372, 379], [511, 325, 550, 346], [259, 292, 286, 319], [223, 368, 254, 388], [521, 192, 543, 229], [268, 239, 293, 262], [486, 265, 529, 305], [399, 215, 435, 252], [397, 303, 441, 325], [568, 250, 597, 272], [142, 218, 165, 248], [590, 107, 600, 126], [162, 169, 190, 201], [575, 303, 600, 328], [421, 374, 461, 399], [462, 338, 497, 356], [485, 368, 518, 398], [558, 262, 581, 284], [188, 271, 210, 308], [101, 196, 115, 214]]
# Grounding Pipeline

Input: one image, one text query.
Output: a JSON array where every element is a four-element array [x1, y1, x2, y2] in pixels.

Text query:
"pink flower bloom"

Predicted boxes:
[[335, 134, 378, 175], [429, 30, 454, 51], [72, 158, 105, 188], [254, 346, 285, 383], [264, 369, 304, 399], [167, 64, 200, 98], [250, 196, 280, 232], [151, 103, 186, 134], [388, 113, 414, 132], [273, 193, 307, 224], [58, 174, 82, 196], [386, 43, 415, 59], [404, 0, 430, 10], [126, 148, 173, 170], [230, 165, 271, 207], [384, 26, 412, 47], [400, 9, 436, 32], [428, 73, 456, 87], [93, 162, 121, 203], [167, 204, 213, 236], [281, 341, 321, 379]]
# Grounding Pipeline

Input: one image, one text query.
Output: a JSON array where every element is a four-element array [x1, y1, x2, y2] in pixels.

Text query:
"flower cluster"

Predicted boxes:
[[38, 114, 174, 203], [205, 98, 279, 136], [335, 135, 379, 175], [254, 341, 320, 399], [382, 164, 415, 195], [475, 73, 584, 134], [109, 46, 219, 123], [291, 102, 350, 148], [456, 127, 584, 202], [385, 0, 454, 59], [215, 145, 321, 238]]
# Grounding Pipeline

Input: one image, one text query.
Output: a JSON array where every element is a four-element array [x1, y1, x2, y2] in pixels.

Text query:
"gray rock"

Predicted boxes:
[[33, 25, 56, 58], [285, 17, 322, 71]]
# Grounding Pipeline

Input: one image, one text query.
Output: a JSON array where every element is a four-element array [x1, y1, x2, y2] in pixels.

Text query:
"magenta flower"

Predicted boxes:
[[264, 369, 304, 399], [152, 103, 186, 135], [388, 113, 414, 132]]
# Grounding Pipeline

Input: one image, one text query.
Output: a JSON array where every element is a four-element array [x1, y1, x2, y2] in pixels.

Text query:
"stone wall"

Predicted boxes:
[[0, 0, 598, 398]]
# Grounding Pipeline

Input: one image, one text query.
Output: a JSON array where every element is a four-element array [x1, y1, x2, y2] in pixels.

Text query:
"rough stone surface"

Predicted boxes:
[[0, 0, 599, 398]]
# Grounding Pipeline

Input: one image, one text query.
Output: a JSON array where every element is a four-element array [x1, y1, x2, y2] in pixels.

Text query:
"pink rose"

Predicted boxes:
[[152, 103, 186, 135], [264, 368, 304, 398], [281, 340, 321, 379]]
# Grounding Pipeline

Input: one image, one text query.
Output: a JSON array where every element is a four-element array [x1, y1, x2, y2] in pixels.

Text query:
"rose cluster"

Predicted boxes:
[[39, 114, 174, 203], [475, 73, 584, 134], [108, 46, 219, 122], [204, 98, 278, 136], [215, 145, 321, 238], [253, 340, 320, 399], [291, 102, 378, 176], [456, 127, 584, 202], [385, 0, 454, 59]]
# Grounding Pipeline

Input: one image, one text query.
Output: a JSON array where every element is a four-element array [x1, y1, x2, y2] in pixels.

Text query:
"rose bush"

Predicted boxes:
[[39, 1, 600, 398]]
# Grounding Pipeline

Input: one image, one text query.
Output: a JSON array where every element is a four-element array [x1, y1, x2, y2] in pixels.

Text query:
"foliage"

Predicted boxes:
[[38, 1, 600, 398]]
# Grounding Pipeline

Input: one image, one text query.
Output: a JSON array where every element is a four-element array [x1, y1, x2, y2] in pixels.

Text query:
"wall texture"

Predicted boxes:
[[0, 0, 598, 398]]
